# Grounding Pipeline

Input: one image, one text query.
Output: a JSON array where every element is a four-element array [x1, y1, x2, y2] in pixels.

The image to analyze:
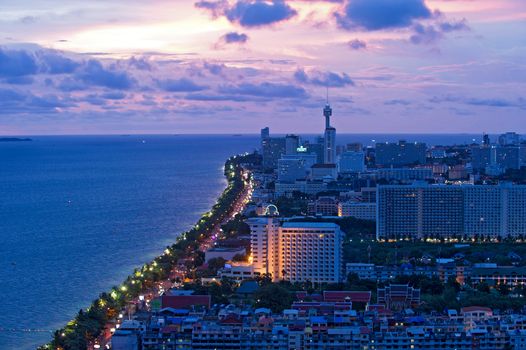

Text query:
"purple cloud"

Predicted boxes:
[[157, 78, 208, 92], [348, 39, 367, 50], [218, 82, 307, 98], [222, 32, 249, 44], [196, 0, 296, 27], [294, 69, 354, 88], [410, 19, 469, 45], [76, 60, 134, 90], [335, 0, 432, 31], [39, 51, 80, 74], [0, 48, 38, 77]]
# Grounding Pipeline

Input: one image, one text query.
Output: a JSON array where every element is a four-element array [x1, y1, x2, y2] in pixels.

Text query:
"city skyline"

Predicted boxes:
[[1, 0, 525, 135]]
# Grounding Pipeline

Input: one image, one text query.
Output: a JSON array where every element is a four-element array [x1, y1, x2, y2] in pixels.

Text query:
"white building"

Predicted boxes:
[[338, 202, 376, 221], [248, 218, 344, 283], [377, 183, 526, 240], [279, 222, 344, 284], [247, 217, 280, 276]]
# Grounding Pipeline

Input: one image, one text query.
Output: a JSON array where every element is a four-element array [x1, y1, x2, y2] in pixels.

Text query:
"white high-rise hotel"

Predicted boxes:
[[377, 183, 526, 240], [247, 218, 344, 283]]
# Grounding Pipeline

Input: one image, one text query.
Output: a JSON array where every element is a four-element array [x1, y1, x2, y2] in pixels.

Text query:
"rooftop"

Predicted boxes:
[[282, 222, 340, 229]]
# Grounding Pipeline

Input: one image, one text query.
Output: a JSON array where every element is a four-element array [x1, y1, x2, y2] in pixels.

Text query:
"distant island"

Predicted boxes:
[[0, 137, 32, 142]]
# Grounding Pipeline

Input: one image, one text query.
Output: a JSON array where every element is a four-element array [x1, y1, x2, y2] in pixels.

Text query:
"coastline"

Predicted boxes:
[[40, 153, 254, 350]]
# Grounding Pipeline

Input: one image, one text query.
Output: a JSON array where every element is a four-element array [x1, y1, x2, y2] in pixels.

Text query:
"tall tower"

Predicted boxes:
[[323, 100, 336, 164], [324, 104, 332, 129]]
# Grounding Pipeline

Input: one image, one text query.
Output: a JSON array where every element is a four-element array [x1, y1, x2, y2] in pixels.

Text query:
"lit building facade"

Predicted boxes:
[[278, 222, 344, 284], [248, 219, 344, 283], [377, 183, 526, 240]]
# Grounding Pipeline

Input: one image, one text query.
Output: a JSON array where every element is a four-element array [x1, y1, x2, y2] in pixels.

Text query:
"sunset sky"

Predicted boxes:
[[0, 0, 525, 134]]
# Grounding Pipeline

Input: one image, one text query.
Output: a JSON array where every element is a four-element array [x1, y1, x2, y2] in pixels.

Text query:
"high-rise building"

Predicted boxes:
[[277, 157, 309, 182], [285, 134, 300, 155], [377, 183, 526, 240], [346, 142, 363, 152], [261, 127, 286, 169], [339, 151, 365, 173], [305, 137, 324, 164], [375, 140, 427, 167], [338, 202, 376, 221], [498, 132, 521, 146], [472, 145, 521, 171], [261, 127, 269, 140], [278, 222, 343, 283], [247, 217, 280, 277], [248, 219, 344, 283], [323, 104, 336, 164]]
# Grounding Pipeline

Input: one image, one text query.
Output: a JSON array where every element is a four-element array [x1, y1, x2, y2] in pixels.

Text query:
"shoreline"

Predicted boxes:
[[40, 153, 253, 350]]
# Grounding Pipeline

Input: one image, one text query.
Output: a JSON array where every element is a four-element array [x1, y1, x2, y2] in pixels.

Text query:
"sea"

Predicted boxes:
[[0, 133, 512, 349]]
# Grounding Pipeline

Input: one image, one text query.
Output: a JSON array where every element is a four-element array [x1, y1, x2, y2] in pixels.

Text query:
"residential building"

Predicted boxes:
[[261, 128, 286, 169], [248, 218, 344, 283], [285, 134, 300, 155], [377, 183, 526, 240], [499, 132, 521, 146], [338, 151, 365, 173], [311, 163, 337, 180], [375, 167, 433, 181], [338, 202, 376, 220], [278, 222, 344, 283], [307, 196, 339, 216], [375, 140, 427, 166]]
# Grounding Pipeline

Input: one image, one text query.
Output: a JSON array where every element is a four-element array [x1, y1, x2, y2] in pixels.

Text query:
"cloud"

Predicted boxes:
[[195, 0, 228, 17], [0, 88, 74, 114], [430, 95, 526, 109], [75, 60, 135, 90], [222, 32, 249, 44], [203, 62, 225, 75], [226, 0, 297, 27], [348, 39, 367, 50], [218, 82, 308, 98], [439, 18, 469, 33], [196, 0, 297, 27], [128, 57, 152, 71], [410, 24, 442, 45], [4, 76, 35, 85], [294, 69, 354, 87], [410, 19, 469, 45], [100, 91, 127, 100], [185, 93, 257, 102], [157, 78, 208, 92], [335, 0, 432, 31], [0, 48, 38, 77], [384, 99, 411, 106], [39, 51, 80, 74]]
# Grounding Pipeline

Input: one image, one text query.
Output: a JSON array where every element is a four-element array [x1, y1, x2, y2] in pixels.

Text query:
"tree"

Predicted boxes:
[[207, 257, 227, 275], [254, 284, 293, 313]]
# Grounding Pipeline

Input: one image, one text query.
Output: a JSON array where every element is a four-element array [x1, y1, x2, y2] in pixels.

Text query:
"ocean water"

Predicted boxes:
[[0, 135, 259, 350], [0, 133, 510, 349]]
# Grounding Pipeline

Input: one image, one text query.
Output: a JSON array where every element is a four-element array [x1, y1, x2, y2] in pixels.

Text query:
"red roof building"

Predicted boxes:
[[160, 295, 211, 310], [323, 291, 372, 304]]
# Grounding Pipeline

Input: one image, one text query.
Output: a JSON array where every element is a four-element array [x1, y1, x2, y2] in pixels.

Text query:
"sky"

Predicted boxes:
[[0, 0, 525, 135]]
